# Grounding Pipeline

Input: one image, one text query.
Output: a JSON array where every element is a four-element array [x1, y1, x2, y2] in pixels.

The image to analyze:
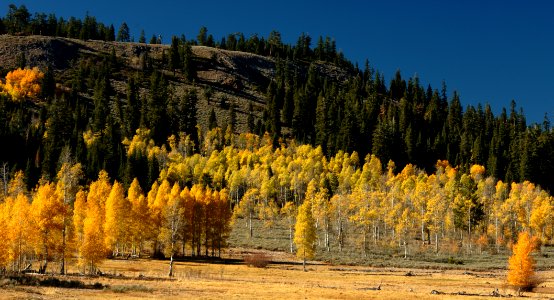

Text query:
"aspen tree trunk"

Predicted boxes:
[[289, 224, 294, 253], [468, 206, 472, 252], [421, 209, 425, 244], [249, 211, 253, 238], [303, 247, 306, 272], [495, 216, 499, 253], [168, 244, 174, 277], [60, 226, 66, 274], [325, 218, 330, 252], [435, 232, 439, 253]]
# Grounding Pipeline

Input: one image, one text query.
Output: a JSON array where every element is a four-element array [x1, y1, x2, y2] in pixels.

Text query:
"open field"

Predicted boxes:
[[2, 249, 554, 300]]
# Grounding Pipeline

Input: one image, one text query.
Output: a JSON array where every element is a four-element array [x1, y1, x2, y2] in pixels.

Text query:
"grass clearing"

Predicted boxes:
[[2, 253, 554, 299]]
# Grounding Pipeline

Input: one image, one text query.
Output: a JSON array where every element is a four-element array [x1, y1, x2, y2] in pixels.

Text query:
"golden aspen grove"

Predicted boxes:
[[1, 128, 554, 276]]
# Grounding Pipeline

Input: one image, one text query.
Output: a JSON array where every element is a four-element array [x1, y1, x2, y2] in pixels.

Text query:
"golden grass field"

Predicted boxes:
[[2, 248, 554, 300]]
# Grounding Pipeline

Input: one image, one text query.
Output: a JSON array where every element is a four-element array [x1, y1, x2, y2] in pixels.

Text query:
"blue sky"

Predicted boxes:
[[2, 1, 553, 124]]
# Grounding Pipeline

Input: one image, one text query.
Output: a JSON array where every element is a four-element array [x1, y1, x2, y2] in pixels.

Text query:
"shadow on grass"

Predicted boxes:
[[0, 274, 105, 289]]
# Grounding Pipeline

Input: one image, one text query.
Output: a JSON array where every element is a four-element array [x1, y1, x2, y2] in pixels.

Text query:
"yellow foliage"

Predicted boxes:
[[469, 164, 485, 181], [7, 193, 33, 271], [31, 182, 65, 260], [294, 198, 316, 266], [128, 179, 151, 253], [104, 181, 130, 252], [507, 232, 539, 292], [82, 130, 100, 148], [1, 67, 44, 101]]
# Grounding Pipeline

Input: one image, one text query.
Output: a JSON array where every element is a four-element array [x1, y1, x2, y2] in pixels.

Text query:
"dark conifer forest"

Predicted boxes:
[[0, 3, 553, 193]]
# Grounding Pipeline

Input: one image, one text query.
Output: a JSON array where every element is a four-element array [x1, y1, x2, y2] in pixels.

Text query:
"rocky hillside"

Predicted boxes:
[[0, 34, 351, 134]]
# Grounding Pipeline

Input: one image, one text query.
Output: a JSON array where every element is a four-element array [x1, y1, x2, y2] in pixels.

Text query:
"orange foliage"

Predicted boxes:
[[507, 232, 539, 292], [1, 67, 44, 101]]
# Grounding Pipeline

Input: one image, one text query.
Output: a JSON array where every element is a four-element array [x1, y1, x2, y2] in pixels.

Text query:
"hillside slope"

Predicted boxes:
[[0, 34, 350, 134]]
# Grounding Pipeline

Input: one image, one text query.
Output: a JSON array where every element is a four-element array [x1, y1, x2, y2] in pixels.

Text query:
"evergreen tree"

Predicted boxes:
[[208, 108, 218, 130], [197, 26, 208, 46], [182, 43, 196, 82], [116, 22, 130, 42], [138, 29, 146, 43], [169, 36, 181, 75], [247, 102, 255, 133], [124, 76, 140, 137]]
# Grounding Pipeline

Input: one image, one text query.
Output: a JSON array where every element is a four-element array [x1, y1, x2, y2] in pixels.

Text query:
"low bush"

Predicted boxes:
[[244, 253, 271, 268]]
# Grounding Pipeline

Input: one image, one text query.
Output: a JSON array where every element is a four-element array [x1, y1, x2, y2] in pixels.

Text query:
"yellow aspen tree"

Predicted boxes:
[[72, 190, 87, 269], [190, 184, 206, 256], [80, 171, 111, 274], [530, 192, 552, 243], [502, 183, 522, 241], [281, 201, 297, 253], [87, 170, 112, 225], [128, 178, 150, 256], [200, 187, 214, 256], [151, 180, 171, 256], [330, 194, 348, 252], [425, 174, 447, 253], [104, 181, 130, 256], [314, 183, 331, 252], [180, 187, 193, 256], [258, 175, 279, 228], [31, 182, 65, 274], [234, 188, 259, 238], [56, 162, 82, 274], [211, 189, 230, 257], [0, 197, 13, 268], [294, 197, 316, 271], [8, 193, 32, 272], [162, 183, 184, 277], [507, 232, 539, 293], [493, 180, 509, 250], [477, 176, 496, 246], [413, 175, 431, 245], [8, 170, 26, 197]]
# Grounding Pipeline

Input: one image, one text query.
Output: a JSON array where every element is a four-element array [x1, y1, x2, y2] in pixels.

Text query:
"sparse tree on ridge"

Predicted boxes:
[[116, 22, 130, 42]]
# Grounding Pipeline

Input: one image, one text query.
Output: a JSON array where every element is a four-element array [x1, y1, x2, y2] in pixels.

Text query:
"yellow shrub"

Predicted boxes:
[[2, 67, 44, 101]]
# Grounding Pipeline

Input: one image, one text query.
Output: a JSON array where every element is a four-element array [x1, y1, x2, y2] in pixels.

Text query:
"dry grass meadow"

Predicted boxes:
[[2, 248, 554, 300]]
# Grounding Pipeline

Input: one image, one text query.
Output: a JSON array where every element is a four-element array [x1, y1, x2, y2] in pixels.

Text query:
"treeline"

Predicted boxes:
[[0, 165, 231, 276], [0, 4, 349, 67]]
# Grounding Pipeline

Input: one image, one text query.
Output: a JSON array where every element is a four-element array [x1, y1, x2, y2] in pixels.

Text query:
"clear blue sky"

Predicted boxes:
[[2, 0, 553, 124]]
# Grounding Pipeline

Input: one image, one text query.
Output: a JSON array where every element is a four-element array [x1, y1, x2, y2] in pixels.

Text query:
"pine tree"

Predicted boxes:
[[182, 43, 196, 82], [197, 26, 208, 45], [116, 22, 130, 42], [208, 108, 218, 130], [169, 36, 181, 75], [138, 29, 146, 43]]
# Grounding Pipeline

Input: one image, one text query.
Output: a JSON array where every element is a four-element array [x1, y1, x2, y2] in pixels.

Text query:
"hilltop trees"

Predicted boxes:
[[116, 22, 130, 42]]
